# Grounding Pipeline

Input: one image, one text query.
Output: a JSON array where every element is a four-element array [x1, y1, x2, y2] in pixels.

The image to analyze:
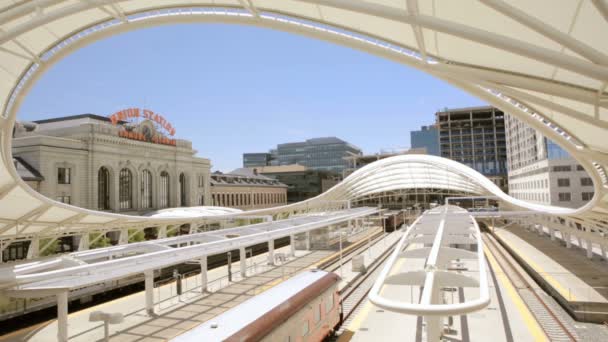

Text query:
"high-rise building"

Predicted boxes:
[[244, 137, 362, 173], [411, 125, 439, 156], [436, 106, 508, 191], [504, 114, 593, 208], [242, 152, 274, 168]]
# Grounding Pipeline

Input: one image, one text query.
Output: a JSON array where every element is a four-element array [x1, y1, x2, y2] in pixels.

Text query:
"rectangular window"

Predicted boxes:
[[56, 196, 71, 204], [577, 165, 585, 171], [58, 167, 71, 184], [325, 293, 335, 312], [582, 192, 594, 201], [314, 303, 322, 324], [581, 177, 593, 186], [557, 178, 570, 187], [301, 320, 309, 336], [558, 192, 571, 202], [552, 165, 572, 172]]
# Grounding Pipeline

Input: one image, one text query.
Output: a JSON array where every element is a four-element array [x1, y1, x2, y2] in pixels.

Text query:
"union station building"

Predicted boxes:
[[12, 112, 212, 215]]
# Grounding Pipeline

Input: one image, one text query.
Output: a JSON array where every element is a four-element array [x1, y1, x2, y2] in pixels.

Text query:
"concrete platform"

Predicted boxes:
[[494, 226, 608, 322], [341, 242, 548, 342]]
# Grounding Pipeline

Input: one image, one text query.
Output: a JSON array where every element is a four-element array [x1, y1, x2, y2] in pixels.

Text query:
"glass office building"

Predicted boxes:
[[276, 137, 362, 172], [243, 153, 274, 168], [411, 125, 440, 156], [244, 137, 362, 173]]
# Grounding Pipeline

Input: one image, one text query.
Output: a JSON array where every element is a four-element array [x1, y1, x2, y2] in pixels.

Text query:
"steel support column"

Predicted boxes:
[[57, 291, 68, 342], [144, 270, 154, 315], [199, 256, 207, 292], [240, 247, 247, 277], [268, 239, 274, 265]]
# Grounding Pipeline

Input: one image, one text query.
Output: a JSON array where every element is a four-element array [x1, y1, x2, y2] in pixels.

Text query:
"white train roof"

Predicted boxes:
[[0, 1, 607, 243]]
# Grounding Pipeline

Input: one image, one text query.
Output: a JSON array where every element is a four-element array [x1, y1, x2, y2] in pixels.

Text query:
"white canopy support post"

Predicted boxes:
[[565, 232, 572, 248], [158, 225, 167, 239], [601, 244, 607, 260], [338, 225, 344, 278], [78, 233, 89, 251], [144, 270, 154, 316], [290, 234, 295, 257], [586, 239, 594, 259], [199, 256, 208, 292], [268, 239, 274, 265], [549, 227, 556, 241], [57, 291, 69, 342], [305, 231, 311, 250], [189, 223, 196, 236], [27, 235, 39, 259], [239, 247, 247, 278], [118, 228, 128, 245]]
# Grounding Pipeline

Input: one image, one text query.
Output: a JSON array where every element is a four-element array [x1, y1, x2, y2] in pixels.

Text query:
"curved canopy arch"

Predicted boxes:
[[0, 1, 607, 243]]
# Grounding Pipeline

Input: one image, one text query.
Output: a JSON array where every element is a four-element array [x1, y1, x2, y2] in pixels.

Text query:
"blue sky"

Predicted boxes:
[[17, 24, 485, 171]]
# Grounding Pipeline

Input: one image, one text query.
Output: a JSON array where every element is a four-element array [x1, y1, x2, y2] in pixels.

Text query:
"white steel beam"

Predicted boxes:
[[480, 0, 608, 65], [300, 0, 608, 80], [592, 0, 608, 23]]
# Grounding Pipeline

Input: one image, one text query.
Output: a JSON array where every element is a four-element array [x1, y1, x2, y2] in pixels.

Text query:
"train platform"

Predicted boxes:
[[4, 225, 393, 341], [2, 245, 330, 342], [340, 240, 550, 341], [493, 225, 608, 322]]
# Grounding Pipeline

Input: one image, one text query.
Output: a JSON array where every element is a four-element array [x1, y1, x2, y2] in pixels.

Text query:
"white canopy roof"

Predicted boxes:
[[0, 1, 607, 243]]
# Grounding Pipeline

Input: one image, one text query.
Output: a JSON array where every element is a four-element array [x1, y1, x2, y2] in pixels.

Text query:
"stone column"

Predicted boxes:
[[290, 234, 296, 257]]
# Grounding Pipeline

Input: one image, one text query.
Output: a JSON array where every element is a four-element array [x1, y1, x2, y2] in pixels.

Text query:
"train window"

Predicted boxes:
[[301, 320, 309, 336], [325, 293, 334, 312], [314, 303, 322, 324]]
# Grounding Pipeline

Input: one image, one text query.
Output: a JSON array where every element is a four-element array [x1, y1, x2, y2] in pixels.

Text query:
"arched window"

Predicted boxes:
[[119, 168, 133, 210], [160, 171, 170, 208], [141, 170, 153, 209], [98, 167, 111, 210], [179, 173, 187, 207]]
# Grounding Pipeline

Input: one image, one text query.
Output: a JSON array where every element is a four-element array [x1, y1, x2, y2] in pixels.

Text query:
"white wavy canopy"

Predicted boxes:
[[0, 1, 607, 243]]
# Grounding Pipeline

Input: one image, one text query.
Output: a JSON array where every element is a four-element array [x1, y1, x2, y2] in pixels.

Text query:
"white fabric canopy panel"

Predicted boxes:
[[0, 1, 607, 244]]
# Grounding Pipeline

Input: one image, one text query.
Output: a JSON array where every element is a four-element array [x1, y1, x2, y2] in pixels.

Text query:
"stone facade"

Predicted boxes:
[[12, 114, 211, 215]]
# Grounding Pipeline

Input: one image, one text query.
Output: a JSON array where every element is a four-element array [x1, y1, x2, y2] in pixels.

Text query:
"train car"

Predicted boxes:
[[172, 269, 341, 342]]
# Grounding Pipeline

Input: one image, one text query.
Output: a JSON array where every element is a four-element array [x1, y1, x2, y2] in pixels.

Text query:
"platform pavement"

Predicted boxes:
[[495, 226, 608, 304], [341, 241, 548, 342]]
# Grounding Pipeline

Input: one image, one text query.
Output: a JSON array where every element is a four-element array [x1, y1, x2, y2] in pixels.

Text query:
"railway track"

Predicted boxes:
[[483, 232, 579, 342], [333, 232, 402, 335], [318, 230, 384, 272]]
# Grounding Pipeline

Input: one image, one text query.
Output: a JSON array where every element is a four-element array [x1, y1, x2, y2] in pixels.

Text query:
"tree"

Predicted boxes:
[[89, 233, 111, 249]]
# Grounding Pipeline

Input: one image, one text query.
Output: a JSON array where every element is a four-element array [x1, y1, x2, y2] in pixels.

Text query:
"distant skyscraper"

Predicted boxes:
[[411, 124, 439, 156], [504, 113, 592, 208], [243, 137, 362, 173], [436, 106, 508, 191]]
